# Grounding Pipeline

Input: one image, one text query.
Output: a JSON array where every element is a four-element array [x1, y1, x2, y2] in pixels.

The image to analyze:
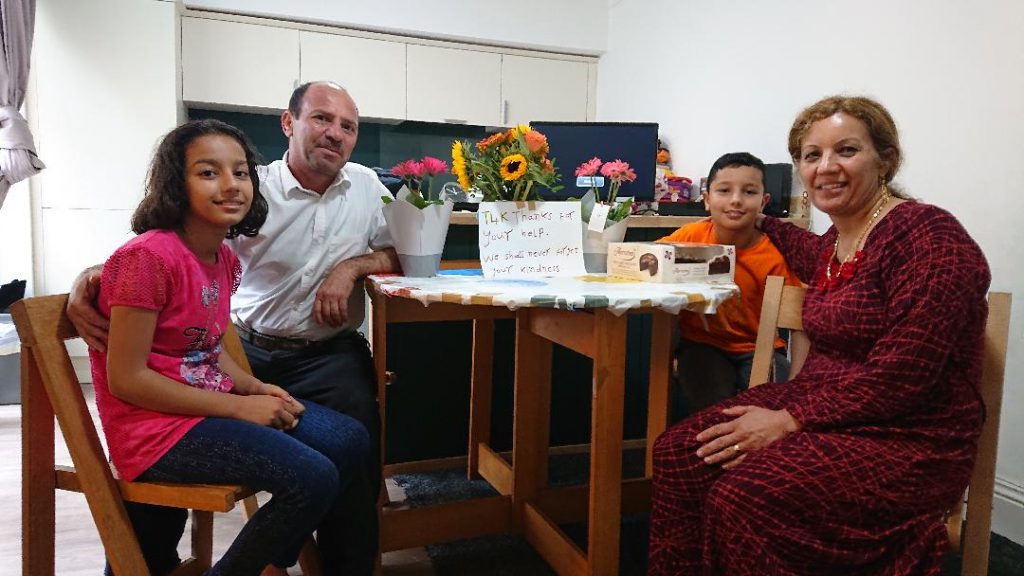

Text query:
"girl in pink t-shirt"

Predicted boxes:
[[91, 119, 368, 576]]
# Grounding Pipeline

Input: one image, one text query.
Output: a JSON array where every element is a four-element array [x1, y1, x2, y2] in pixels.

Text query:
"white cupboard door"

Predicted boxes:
[[407, 45, 501, 126], [181, 18, 299, 110], [501, 55, 589, 126], [301, 32, 406, 120]]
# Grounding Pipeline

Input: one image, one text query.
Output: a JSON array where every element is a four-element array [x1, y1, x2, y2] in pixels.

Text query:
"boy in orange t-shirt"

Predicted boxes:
[[659, 152, 801, 415]]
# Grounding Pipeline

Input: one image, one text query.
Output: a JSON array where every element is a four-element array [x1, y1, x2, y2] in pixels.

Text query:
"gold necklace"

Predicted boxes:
[[825, 187, 891, 284]]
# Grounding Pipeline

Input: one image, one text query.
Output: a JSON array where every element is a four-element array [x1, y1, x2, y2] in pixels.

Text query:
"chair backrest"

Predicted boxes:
[[957, 291, 1010, 575], [12, 294, 154, 575], [11, 293, 255, 576], [748, 276, 1012, 575], [749, 275, 807, 388]]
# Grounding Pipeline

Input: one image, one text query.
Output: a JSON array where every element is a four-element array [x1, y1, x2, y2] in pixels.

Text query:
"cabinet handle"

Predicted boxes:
[[442, 118, 467, 124], [502, 100, 509, 125]]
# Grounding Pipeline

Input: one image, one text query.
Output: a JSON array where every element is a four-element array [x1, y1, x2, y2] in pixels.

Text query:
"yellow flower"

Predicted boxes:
[[451, 141, 472, 190], [500, 154, 528, 181], [507, 123, 532, 143]]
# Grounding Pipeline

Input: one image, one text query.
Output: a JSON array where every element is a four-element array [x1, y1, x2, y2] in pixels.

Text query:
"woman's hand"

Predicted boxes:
[[695, 405, 801, 469]]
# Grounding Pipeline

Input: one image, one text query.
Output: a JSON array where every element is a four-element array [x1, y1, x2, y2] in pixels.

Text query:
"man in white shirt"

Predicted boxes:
[[69, 81, 398, 576]]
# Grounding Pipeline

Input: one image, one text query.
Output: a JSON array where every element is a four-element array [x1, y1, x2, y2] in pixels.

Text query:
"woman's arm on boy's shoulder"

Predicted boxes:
[[759, 215, 824, 284], [107, 306, 302, 429]]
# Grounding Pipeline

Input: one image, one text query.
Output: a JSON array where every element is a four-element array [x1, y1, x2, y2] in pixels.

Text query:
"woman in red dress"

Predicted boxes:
[[647, 95, 990, 575]]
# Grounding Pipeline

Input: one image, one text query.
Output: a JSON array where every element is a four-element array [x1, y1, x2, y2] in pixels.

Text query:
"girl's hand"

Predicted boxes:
[[695, 405, 801, 469], [234, 394, 303, 430], [256, 382, 305, 417]]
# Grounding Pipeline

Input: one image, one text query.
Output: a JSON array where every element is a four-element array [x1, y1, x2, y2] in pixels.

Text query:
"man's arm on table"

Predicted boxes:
[[314, 247, 400, 326]]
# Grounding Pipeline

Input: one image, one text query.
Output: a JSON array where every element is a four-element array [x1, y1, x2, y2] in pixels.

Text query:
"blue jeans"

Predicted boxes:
[[107, 401, 368, 576], [241, 330, 381, 575]]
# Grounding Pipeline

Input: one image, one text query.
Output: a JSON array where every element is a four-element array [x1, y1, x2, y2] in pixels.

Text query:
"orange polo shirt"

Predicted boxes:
[[658, 221, 802, 353]]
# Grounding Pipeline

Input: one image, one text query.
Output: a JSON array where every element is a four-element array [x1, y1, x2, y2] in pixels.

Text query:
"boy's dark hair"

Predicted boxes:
[[707, 152, 766, 189], [132, 119, 267, 239]]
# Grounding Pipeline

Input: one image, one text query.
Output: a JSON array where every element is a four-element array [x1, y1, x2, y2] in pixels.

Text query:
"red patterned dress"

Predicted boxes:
[[647, 201, 990, 575]]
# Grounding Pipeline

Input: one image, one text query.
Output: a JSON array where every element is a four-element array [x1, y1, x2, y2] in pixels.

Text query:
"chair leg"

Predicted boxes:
[[297, 538, 324, 576], [22, 351, 56, 576], [191, 510, 214, 568]]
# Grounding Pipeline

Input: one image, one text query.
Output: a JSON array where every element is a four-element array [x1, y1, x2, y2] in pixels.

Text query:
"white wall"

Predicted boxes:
[[0, 180, 33, 297], [599, 0, 1024, 541], [183, 0, 608, 55], [31, 0, 179, 296]]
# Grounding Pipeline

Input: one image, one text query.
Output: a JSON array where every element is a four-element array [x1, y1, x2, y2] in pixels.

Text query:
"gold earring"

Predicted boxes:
[[801, 189, 808, 210]]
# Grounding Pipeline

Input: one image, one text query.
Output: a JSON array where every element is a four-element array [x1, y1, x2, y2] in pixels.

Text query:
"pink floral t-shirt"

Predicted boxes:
[[89, 230, 242, 481]]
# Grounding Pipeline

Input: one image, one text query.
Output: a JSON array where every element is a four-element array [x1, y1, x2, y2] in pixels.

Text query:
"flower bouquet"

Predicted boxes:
[[574, 157, 637, 272], [451, 124, 561, 201], [380, 156, 454, 277]]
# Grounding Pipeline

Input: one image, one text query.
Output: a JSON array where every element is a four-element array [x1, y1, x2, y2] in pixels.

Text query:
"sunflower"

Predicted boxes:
[[500, 154, 528, 181], [451, 141, 472, 190]]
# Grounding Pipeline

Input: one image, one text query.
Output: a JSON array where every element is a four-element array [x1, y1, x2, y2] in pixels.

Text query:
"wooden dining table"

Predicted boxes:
[[368, 271, 737, 575]]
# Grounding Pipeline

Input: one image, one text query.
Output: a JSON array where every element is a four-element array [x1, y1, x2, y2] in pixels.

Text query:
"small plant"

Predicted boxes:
[[382, 156, 449, 209], [575, 157, 637, 224]]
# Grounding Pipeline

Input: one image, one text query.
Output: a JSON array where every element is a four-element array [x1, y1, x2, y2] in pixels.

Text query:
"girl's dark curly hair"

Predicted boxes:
[[131, 119, 268, 238]]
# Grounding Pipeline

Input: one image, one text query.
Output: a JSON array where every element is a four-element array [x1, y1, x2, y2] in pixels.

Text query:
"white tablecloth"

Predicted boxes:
[[369, 270, 737, 316]]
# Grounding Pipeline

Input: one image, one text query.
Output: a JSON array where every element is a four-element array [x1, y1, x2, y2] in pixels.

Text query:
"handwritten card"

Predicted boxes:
[[477, 201, 586, 278]]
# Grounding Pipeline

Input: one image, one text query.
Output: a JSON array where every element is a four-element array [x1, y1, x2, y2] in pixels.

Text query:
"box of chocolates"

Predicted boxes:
[[606, 242, 735, 284]]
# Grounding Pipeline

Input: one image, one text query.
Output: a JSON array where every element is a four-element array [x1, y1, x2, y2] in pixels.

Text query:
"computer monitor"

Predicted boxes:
[[530, 121, 659, 201], [763, 163, 792, 217]]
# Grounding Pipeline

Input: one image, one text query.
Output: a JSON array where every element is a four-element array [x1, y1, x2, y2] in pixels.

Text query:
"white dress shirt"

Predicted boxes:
[[229, 155, 393, 340]]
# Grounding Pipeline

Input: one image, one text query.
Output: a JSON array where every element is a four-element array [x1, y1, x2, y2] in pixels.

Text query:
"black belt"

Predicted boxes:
[[234, 322, 332, 352]]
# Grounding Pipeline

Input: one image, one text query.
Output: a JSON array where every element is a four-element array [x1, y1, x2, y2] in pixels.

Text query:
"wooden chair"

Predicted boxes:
[[12, 294, 320, 576], [748, 275, 1012, 576]]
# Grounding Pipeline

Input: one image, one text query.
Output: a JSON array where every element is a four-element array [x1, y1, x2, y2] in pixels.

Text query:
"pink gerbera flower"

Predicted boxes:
[[575, 157, 603, 177], [392, 159, 424, 179], [420, 156, 449, 177], [600, 159, 637, 183]]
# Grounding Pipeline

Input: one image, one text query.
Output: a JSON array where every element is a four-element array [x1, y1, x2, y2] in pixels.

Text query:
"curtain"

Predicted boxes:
[[0, 0, 43, 211]]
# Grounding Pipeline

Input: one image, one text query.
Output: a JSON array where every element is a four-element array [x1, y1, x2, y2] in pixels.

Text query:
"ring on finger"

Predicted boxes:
[[732, 443, 741, 453]]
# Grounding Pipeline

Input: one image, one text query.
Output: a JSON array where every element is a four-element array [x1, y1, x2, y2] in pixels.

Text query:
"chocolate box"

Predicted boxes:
[[606, 242, 736, 283]]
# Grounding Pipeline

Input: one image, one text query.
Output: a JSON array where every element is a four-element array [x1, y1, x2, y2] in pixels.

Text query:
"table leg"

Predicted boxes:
[[646, 310, 675, 477], [511, 309, 552, 527], [468, 318, 495, 479], [588, 309, 627, 576]]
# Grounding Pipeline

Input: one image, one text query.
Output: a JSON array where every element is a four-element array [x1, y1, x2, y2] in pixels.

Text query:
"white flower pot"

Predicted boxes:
[[582, 216, 629, 273], [578, 190, 630, 273], [383, 197, 454, 277]]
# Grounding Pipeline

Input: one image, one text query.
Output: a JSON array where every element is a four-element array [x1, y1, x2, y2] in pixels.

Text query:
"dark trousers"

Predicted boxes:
[[106, 402, 368, 576], [242, 331, 381, 576], [672, 338, 790, 420]]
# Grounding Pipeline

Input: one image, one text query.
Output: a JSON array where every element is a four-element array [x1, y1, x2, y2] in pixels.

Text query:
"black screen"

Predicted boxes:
[[530, 121, 659, 201]]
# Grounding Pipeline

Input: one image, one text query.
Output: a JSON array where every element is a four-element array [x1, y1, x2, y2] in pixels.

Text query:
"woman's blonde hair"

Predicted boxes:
[[788, 95, 903, 186]]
